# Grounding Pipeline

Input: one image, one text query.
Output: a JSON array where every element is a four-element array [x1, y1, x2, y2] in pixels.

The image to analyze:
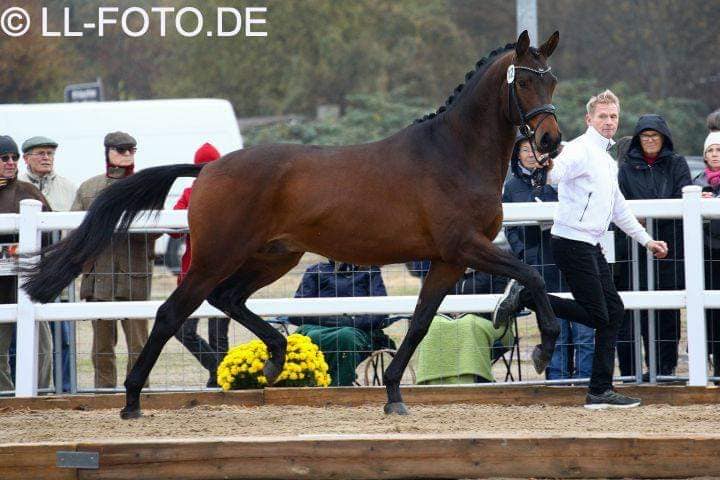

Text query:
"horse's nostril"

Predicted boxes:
[[540, 133, 551, 148]]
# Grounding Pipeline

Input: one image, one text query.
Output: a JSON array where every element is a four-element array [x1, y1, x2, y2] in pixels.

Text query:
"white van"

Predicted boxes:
[[0, 98, 243, 262]]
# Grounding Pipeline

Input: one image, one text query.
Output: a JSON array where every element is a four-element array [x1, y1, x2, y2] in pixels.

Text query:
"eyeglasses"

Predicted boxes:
[[26, 150, 55, 158], [639, 133, 661, 141], [111, 146, 137, 155], [0, 154, 19, 163]]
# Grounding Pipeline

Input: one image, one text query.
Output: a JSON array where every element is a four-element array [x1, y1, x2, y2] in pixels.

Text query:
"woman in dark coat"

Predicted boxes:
[[616, 115, 691, 379]]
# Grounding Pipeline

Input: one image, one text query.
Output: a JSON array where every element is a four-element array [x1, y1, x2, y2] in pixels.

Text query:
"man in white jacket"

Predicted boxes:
[[494, 90, 668, 409]]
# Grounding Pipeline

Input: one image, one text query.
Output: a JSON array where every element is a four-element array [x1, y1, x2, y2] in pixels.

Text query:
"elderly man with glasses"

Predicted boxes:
[[19, 136, 77, 392], [71, 132, 154, 390], [0, 135, 53, 394]]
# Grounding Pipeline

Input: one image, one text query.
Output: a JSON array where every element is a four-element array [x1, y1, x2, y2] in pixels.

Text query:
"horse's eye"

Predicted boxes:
[[518, 80, 528, 88]]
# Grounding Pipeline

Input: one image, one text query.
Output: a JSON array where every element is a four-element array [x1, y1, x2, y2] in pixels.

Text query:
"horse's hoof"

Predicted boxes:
[[492, 279, 523, 329], [384, 402, 409, 415], [263, 359, 284, 385], [120, 406, 142, 420], [531, 345, 551, 374]]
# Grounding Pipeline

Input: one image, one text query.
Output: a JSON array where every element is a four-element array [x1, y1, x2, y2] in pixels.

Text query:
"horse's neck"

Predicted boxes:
[[447, 65, 516, 173]]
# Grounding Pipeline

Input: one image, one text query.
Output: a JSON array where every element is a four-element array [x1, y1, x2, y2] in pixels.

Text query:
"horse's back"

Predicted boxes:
[[187, 139, 441, 264]]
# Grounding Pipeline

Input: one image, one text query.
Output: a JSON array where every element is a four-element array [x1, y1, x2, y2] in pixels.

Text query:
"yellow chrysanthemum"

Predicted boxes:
[[217, 333, 330, 389]]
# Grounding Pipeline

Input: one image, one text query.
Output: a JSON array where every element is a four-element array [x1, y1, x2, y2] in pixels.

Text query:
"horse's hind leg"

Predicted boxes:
[[206, 252, 304, 385], [383, 261, 465, 415], [120, 269, 228, 419]]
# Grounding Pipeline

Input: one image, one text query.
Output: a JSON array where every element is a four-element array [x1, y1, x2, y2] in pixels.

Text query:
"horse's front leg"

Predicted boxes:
[[383, 261, 465, 415], [458, 234, 560, 374]]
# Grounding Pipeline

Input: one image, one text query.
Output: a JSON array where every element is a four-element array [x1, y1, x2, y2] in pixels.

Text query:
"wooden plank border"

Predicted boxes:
[[2, 434, 720, 479], [0, 385, 717, 412]]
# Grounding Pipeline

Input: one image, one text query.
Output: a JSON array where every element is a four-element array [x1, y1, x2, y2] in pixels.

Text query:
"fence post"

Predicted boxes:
[[15, 199, 42, 397], [682, 185, 707, 386]]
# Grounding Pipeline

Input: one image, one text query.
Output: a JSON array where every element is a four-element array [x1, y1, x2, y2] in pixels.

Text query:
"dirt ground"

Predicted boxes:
[[1, 403, 719, 444]]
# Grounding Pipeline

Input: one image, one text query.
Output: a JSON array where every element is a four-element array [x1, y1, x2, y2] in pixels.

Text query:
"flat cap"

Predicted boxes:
[[104, 131, 137, 148], [22, 136, 58, 153]]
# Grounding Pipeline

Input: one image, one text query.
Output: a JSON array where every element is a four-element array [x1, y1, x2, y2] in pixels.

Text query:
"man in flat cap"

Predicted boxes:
[[0, 135, 53, 394], [71, 132, 153, 389], [19, 135, 77, 392]]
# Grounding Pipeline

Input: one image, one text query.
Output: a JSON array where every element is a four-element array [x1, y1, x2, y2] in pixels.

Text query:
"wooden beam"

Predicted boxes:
[[0, 390, 263, 412], [1, 385, 717, 412], [262, 384, 720, 407], [0, 434, 712, 479], [0, 442, 77, 480]]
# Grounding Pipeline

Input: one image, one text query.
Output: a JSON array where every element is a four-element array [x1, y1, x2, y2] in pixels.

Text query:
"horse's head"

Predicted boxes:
[[507, 30, 562, 155]]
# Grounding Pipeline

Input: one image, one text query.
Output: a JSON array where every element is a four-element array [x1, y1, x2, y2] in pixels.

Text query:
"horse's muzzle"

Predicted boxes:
[[538, 131, 562, 154]]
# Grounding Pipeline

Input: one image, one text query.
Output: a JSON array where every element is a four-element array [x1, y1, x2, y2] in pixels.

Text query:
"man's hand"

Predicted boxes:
[[646, 240, 668, 259]]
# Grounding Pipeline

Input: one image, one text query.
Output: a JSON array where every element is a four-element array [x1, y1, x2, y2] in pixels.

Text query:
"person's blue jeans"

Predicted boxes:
[[546, 318, 595, 380], [50, 321, 72, 392]]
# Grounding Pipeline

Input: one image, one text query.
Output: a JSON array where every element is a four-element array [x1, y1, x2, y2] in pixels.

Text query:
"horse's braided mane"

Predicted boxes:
[[413, 43, 516, 125]]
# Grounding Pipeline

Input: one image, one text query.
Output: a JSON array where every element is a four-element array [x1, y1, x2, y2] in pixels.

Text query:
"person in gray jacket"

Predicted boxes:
[[19, 136, 77, 392]]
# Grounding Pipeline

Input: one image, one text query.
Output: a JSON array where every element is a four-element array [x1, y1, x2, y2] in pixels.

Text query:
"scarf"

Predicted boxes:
[[706, 168, 720, 189], [106, 164, 135, 179], [0, 174, 16, 191]]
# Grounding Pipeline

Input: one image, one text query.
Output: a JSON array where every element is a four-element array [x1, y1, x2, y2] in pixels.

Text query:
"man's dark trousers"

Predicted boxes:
[[519, 236, 624, 394]]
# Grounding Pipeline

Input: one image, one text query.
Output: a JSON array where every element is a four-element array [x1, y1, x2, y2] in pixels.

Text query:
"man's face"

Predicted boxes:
[[24, 146, 56, 176], [0, 152, 19, 179], [108, 146, 136, 167], [586, 103, 619, 139]]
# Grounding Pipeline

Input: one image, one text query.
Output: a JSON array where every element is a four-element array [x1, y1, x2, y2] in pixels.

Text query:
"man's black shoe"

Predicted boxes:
[[584, 389, 641, 410], [492, 279, 523, 329]]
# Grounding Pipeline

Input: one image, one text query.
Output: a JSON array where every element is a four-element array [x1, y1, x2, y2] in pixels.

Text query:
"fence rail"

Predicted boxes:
[[3, 185, 715, 396]]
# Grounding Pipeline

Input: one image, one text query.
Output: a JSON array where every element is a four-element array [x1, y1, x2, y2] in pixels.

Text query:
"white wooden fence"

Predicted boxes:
[[2, 185, 717, 396]]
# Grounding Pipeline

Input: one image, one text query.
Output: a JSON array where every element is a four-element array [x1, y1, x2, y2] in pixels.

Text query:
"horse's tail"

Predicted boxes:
[[21, 163, 205, 303]]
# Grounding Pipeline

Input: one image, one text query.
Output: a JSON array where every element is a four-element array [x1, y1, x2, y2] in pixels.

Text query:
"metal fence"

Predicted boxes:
[[1, 185, 717, 397]]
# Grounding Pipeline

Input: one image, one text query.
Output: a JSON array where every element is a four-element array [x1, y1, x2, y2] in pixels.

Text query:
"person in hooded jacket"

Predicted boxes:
[[503, 135, 595, 380], [615, 114, 691, 380], [287, 260, 395, 386], [172, 143, 230, 388]]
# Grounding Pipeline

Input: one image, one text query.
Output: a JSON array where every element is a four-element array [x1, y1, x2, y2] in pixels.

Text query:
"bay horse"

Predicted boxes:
[[23, 30, 562, 418]]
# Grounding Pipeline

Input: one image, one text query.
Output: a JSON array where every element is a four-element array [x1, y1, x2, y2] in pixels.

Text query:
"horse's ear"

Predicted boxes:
[[515, 30, 530, 57], [539, 31, 560, 58]]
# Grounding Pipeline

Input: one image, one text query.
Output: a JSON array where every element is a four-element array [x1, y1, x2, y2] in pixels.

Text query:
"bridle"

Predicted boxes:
[[506, 62, 558, 189], [506, 63, 556, 140]]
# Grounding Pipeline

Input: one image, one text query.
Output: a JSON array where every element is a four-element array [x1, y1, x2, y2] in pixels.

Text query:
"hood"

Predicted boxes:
[[627, 114, 675, 161], [194, 143, 221, 164], [510, 133, 533, 180]]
